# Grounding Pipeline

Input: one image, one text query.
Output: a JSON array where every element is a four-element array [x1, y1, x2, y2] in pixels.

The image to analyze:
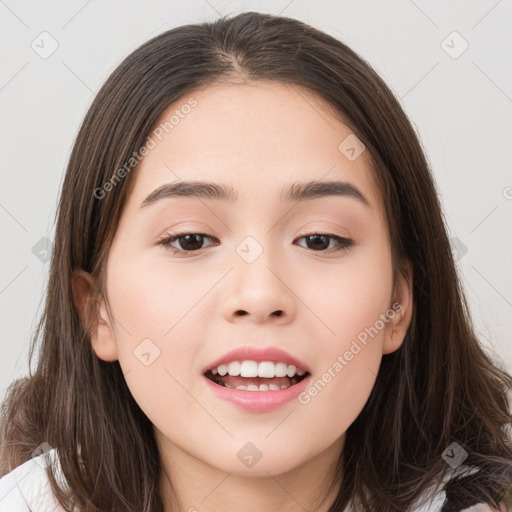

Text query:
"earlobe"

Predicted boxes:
[[71, 269, 119, 362], [382, 261, 414, 355]]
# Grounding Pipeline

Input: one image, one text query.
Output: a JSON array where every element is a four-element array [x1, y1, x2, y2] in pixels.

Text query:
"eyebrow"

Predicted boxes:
[[140, 179, 371, 209]]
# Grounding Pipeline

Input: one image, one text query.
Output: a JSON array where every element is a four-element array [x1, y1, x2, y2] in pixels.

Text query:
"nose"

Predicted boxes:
[[221, 256, 297, 325]]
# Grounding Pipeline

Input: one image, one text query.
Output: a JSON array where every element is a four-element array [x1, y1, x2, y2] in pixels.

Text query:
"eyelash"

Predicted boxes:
[[157, 231, 354, 255]]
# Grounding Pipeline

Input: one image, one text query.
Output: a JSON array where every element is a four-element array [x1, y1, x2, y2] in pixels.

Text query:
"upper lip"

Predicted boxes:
[[203, 346, 311, 374]]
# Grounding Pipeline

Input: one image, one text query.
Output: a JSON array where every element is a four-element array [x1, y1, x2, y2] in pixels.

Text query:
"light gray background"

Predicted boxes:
[[1, 0, 511, 404]]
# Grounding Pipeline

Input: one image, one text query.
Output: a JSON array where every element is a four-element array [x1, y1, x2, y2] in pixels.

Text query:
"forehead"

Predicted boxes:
[[127, 80, 383, 214]]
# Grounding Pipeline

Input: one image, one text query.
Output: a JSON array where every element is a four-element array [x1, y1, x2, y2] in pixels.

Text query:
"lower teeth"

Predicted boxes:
[[221, 379, 298, 391], [207, 371, 305, 391], [224, 383, 288, 391]]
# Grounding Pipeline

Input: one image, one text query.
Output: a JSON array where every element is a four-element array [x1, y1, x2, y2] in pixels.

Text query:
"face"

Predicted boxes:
[[75, 81, 412, 479]]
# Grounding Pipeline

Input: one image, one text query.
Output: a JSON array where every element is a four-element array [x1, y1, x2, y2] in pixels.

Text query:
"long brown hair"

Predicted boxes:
[[1, 11, 511, 512]]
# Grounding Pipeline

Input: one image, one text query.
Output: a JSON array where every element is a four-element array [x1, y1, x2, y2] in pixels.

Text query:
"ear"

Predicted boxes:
[[71, 269, 118, 362], [382, 260, 413, 355]]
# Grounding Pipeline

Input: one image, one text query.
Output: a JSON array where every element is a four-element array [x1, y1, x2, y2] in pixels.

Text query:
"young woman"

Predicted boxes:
[[1, 11, 510, 512]]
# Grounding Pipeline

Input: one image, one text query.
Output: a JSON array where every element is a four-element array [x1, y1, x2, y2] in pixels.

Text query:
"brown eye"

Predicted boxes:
[[296, 234, 354, 252], [159, 233, 218, 253], [158, 231, 353, 255]]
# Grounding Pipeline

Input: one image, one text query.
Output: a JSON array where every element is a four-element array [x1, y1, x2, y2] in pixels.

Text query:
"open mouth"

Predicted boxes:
[[204, 369, 310, 391]]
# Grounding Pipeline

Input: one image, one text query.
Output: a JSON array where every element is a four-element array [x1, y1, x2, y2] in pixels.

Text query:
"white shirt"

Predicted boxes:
[[0, 449, 500, 511], [0, 449, 67, 511]]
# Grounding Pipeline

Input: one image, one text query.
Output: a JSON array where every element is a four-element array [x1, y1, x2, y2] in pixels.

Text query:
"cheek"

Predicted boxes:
[[312, 242, 394, 347], [104, 255, 208, 422], [104, 251, 210, 384], [298, 241, 393, 412], [106, 249, 209, 336], [331, 265, 392, 341]]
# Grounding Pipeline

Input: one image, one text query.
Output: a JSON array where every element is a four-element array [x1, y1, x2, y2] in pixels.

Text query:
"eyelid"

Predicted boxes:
[[296, 227, 348, 238], [295, 220, 352, 238], [158, 227, 214, 238]]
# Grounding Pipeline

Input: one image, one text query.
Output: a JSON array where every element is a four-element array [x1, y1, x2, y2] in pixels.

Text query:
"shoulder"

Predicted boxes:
[[460, 505, 509, 512], [0, 448, 67, 511], [411, 467, 508, 512]]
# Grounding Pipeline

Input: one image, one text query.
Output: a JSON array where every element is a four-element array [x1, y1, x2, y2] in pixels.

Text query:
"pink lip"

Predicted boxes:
[[202, 345, 311, 374], [203, 373, 312, 412]]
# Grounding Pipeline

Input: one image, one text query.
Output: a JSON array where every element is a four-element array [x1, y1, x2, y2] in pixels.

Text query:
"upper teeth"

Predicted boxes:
[[211, 360, 306, 378]]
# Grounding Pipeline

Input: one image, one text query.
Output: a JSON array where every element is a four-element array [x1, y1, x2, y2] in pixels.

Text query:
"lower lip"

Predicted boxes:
[[203, 374, 311, 412]]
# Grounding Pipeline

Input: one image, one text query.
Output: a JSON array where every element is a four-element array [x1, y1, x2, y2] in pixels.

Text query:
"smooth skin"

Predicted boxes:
[[73, 80, 413, 512]]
